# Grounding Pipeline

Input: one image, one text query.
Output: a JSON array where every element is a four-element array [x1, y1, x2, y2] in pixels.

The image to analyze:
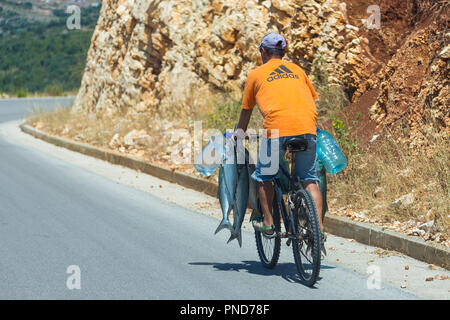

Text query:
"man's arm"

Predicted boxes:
[[236, 108, 253, 132], [237, 71, 256, 133]]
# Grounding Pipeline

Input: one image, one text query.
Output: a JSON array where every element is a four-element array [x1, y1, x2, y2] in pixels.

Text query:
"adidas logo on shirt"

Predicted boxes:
[[266, 65, 299, 82]]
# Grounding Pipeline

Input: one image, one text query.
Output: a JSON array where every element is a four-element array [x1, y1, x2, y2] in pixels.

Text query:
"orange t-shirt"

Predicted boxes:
[[241, 58, 318, 138]]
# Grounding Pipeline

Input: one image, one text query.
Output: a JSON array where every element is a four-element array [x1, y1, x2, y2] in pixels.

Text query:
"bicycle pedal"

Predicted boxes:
[[321, 244, 327, 256], [305, 243, 312, 256], [286, 239, 292, 247]]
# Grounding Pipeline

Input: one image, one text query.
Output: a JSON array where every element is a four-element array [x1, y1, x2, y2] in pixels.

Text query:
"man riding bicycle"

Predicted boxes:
[[235, 33, 326, 248]]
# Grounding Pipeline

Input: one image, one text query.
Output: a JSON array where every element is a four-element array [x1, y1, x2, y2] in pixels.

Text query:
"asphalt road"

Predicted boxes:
[[0, 98, 418, 299]]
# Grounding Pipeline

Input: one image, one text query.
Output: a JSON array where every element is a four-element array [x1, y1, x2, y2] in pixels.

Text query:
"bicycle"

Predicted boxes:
[[254, 136, 322, 287]]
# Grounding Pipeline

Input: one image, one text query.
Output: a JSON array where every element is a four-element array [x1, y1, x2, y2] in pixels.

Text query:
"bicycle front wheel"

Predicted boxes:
[[291, 188, 321, 286]]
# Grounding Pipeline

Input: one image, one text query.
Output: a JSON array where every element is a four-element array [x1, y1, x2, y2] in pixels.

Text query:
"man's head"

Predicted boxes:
[[258, 33, 286, 63]]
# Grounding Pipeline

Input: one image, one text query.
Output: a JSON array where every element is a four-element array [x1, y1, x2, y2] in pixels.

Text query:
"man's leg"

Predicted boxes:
[[252, 135, 278, 232], [302, 181, 324, 231], [292, 134, 324, 232], [258, 181, 274, 227]]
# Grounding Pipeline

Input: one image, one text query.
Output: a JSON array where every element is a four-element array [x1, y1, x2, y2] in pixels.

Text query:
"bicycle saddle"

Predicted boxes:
[[283, 137, 308, 152]]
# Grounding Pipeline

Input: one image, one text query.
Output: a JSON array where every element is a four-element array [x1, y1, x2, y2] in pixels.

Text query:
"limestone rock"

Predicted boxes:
[[123, 129, 139, 147], [74, 133, 85, 142], [439, 45, 450, 59], [71, 0, 448, 148], [134, 134, 153, 148], [390, 193, 415, 210], [418, 220, 435, 233], [109, 133, 121, 149], [72, 0, 369, 115], [123, 129, 149, 149]]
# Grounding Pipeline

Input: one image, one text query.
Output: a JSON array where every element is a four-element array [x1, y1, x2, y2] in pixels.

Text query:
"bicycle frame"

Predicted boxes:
[[254, 142, 322, 286], [272, 154, 300, 240]]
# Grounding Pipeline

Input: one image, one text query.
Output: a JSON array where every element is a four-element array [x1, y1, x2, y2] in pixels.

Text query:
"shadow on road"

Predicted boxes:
[[189, 260, 335, 286]]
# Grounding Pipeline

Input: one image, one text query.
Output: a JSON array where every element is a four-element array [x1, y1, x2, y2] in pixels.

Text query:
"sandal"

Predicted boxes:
[[252, 220, 276, 239]]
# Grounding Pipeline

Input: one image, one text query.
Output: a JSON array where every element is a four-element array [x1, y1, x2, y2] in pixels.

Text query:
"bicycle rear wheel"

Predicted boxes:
[[291, 188, 321, 286], [254, 196, 281, 269]]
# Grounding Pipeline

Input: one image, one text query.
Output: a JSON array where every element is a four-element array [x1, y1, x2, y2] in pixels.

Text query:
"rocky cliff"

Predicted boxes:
[[73, 0, 448, 141], [365, 0, 449, 146], [73, 0, 371, 114]]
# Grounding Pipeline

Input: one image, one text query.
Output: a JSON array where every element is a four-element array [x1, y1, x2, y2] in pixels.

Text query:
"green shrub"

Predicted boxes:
[[332, 112, 362, 156], [45, 85, 63, 96], [203, 95, 264, 133], [16, 88, 28, 98], [205, 97, 241, 133]]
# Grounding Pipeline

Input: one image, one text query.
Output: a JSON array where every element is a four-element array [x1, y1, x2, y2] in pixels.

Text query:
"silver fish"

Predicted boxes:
[[227, 164, 249, 247], [247, 163, 260, 222], [215, 143, 238, 234]]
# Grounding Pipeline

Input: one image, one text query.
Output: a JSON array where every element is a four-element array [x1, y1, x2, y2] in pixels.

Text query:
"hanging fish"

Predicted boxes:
[[215, 139, 238, 234], [227, 164, 249, 247]]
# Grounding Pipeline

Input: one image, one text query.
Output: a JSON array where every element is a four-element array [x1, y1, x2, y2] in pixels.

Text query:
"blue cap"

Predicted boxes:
[[258, 33, 286, 50]]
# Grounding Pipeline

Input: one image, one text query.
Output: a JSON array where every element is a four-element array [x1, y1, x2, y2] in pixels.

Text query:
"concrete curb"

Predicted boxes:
[[324, 215, 449, 269], [20, 124, 218, 198], [20, 124, 450, 269]]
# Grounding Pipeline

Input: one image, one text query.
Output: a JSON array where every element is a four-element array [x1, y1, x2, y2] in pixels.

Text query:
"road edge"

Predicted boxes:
[[20, 123, 450, 269]]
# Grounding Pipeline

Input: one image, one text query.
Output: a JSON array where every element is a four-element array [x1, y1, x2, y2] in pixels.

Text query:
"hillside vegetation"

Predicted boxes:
[[0, 0, 100, 95]]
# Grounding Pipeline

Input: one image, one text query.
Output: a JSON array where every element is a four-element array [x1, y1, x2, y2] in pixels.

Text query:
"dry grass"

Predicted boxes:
[[328, 128, 449, 236], [160, 88, 264, 134], [25, 106, 179, 165], [309, 56, 449, 242]]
